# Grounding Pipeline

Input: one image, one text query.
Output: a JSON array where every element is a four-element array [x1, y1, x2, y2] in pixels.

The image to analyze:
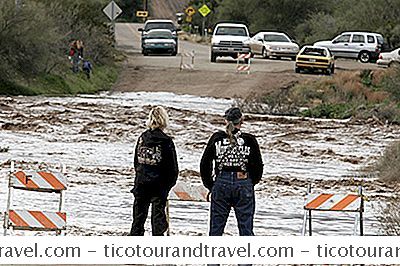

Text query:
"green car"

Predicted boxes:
[[142, 29, 177, 56]]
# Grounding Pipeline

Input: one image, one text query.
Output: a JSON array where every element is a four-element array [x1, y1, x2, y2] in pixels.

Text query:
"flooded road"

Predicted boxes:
[[0, 92, 398, 236]]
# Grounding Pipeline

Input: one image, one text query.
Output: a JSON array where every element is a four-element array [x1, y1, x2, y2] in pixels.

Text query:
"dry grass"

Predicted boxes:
[[375, 141, 400, 183], [378, 199, 400, 235]]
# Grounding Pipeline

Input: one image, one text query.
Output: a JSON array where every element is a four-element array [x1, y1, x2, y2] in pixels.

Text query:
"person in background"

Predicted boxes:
[[76, 40, 84, 58], [200, 107, 263, 236], [82, 59, 93, 79], [129, 106, 179, 236]]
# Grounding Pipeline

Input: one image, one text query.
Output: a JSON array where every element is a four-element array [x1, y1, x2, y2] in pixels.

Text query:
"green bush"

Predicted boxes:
[[301, 103, 352, 119]]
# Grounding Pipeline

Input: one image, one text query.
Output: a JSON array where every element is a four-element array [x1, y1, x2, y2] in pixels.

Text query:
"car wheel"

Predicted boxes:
[[325, 67, 332, 76], [211, 52, 217, 63], [262, 48, 269, 59], [295, 67, 301, 73], [143, 50, 148, 56], [358, 51, 371, 63], [171, 50, 177, 56]]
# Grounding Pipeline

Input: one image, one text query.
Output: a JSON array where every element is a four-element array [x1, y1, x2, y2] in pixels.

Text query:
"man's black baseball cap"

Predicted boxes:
[[224, 107, 243, 125]]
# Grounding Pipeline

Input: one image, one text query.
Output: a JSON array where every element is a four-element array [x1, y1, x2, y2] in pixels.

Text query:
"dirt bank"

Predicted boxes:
[[113, 65, 316, 98]]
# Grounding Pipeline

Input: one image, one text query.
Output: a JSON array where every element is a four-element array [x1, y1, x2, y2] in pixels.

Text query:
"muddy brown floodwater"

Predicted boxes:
[[0, 92, 399, 236]]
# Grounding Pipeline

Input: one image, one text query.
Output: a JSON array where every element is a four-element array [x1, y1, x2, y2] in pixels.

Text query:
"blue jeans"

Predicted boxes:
[[209, 172, 255, 236]]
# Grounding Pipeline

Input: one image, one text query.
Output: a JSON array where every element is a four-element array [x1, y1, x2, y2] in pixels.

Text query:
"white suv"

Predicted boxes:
[[314, 32, 384, 63], [211, 23, 251, 63]]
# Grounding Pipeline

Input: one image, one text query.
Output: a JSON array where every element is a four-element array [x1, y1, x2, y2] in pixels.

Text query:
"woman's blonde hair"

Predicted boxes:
[[147, 106, 169, 130]]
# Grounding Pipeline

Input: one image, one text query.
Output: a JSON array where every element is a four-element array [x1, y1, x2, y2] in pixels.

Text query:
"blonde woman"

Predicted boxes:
[[129, 106, 178, 236]]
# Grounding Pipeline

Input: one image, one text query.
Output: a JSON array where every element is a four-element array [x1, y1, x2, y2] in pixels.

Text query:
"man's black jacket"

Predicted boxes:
[[200, 129, 263, 191]]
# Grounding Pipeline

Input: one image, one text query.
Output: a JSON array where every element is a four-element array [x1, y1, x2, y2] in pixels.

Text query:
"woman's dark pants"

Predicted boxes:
[[130, 192, 168, 236]]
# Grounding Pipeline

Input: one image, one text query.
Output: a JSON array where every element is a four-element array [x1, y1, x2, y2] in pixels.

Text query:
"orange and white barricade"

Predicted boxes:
[[236, 53, 252, 74], [180, 51, 195, 71], [3, 161, 67, 235], [167, 182, 209, 235], [301, 184, 364, 236]]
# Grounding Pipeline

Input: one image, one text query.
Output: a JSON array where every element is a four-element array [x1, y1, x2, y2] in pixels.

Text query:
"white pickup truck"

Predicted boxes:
[[211, 22, 251, 63]]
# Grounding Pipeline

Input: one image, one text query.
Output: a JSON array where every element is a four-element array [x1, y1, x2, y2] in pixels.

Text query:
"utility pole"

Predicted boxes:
[[144, 0, 148, 21], [202, 0, 206, 37]]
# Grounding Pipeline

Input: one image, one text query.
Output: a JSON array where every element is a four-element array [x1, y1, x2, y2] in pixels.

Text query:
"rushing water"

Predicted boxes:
[[0, 92, 398, 236]]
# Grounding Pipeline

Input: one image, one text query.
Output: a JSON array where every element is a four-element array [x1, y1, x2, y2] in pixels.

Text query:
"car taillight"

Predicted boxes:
[[379, 54, 382, 59]]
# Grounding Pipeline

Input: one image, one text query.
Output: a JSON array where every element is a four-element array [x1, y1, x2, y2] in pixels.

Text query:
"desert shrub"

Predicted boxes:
[[380, 67, 400, 102], [301, 103, 352, 119], [0, 0, 116, 95], [0, 1, 64, 78], [378, 200, 400, 236], [375, 141, 400, 183]]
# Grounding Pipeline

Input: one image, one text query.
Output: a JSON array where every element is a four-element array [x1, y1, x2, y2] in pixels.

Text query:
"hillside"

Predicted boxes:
[[149, 0, 190, 19]]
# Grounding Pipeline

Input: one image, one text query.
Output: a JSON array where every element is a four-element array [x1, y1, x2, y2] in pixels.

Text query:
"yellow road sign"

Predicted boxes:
[[136, 11, 148, 18], [198, 4, 211, 17], [185, 6, 196, 16]]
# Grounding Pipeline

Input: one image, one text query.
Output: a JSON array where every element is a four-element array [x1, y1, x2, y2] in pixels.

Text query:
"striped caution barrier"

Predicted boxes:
[[8, 210, 66, 231], [236, 53, 252, 74], [305, 193, 361, 212], [237, 65, 250, 72], [3, 161, 67, 235], [180, 50, 195, 71], [301, 184, 364, 236], [169, 182, 209, 202], [237, 53, 252, 59], [166, 182, 209, 235], [181, 63, 194, 70], [11, 170, 67, 192]]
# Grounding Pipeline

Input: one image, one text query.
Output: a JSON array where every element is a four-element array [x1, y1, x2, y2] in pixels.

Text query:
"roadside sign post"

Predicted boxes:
[[103, 1, 123, 42], [185, 6, 196, 17], [136, 11, 148, 18], [198, 4, 211, 38]]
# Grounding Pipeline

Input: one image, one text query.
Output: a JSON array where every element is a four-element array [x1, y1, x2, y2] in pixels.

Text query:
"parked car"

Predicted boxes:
[[142, 29, 177, 56], [139, 19, 179, 53], [314, 32, 384, 63], [211, 22, 251, 63], [296, 46, 335, 75], [250, 32, 299, 60], [377, 48, 400, 67]]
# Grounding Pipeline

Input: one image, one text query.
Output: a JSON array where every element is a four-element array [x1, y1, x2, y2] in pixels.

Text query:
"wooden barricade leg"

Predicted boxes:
[[359, 186, 364, 236], [3, 186, 12, 236], [301, 210, 307, 236], [166, 200, 170, 236], [180, 53, 184, 71], [236, 53, 240, 73], [307, 184, 312, 236], [4, 161, 15, 236], [353, 211, 359, 235]]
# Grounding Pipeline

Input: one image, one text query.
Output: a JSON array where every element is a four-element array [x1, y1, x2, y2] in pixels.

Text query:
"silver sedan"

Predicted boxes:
[[250, 32, 299, 60], [377, 48, 400, 67]]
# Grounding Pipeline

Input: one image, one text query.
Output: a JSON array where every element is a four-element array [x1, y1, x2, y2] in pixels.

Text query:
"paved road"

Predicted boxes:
[[115, 23, 379, 73]]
